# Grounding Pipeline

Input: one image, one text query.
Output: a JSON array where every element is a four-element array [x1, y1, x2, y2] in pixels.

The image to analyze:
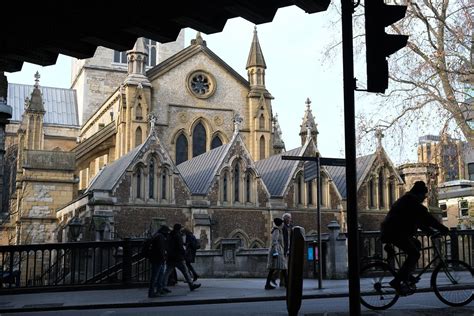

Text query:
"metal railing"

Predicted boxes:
[[359, 228, 474, 269], [0, 238, 150, 293]]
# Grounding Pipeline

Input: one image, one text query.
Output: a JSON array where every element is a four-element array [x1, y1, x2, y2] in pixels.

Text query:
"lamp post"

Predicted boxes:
[[68, 216, 82, 242]]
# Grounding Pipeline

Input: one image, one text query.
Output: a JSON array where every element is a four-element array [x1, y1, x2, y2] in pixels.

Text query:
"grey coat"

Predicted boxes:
[[266, 225, 288, 270]]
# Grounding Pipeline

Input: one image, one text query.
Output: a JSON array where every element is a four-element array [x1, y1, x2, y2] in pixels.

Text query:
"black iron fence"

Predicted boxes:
[[0, 238, 150, 293], [359, 228, 474, 269]]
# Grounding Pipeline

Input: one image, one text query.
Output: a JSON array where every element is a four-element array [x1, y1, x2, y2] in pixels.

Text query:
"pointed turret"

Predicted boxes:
[[20, 72, 45, 151], [124, 37, 151, 87], [272, 114, 285, 154], [299, 98, 319, 146], [246, 26, 270, 94]]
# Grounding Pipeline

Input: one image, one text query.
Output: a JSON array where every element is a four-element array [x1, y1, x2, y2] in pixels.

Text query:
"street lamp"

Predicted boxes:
[[68, 216, 82, 242]]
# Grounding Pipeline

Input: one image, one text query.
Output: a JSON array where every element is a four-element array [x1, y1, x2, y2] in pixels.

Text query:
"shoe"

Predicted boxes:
[[193, 275, 199, 282], [162, 287, 172, 293], [264, 284, 276, 290], [270, 280, 277, 287], [389, 279, 413, 296], [408, 275, 420, 286], [190, 283, 201, 291]]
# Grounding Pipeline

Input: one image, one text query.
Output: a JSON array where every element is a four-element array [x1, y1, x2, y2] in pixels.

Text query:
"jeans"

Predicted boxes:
[[148, 262, 166, 295], [392, 237, 421, 283], [163, 260, 194, 289]]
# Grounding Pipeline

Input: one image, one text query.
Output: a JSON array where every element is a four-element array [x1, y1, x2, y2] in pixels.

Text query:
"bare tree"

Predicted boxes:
[[356, 0, 472, 151]]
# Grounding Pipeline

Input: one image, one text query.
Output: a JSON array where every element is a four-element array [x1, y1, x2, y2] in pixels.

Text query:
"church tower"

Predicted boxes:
[[299, 98, 318, 146], [246, 27, 273, 160], [116, 38, 152, 158]]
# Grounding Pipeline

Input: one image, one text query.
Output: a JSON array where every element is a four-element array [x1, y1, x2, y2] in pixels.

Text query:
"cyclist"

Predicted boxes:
[[380, 180, 449, 295]]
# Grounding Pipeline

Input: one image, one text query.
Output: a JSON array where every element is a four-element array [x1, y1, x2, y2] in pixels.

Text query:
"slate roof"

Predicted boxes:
[[87, 143, 144, 192], [7, 83, 79, 126], [177, 144, 231, 195], [255, 147, 302, 197], [325, 153, 376, 199]]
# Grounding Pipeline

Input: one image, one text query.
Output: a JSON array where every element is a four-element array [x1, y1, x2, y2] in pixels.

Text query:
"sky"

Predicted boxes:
[[4, 5, 423, 165]]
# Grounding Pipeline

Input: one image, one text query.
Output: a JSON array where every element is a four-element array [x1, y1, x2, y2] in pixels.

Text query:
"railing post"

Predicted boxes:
[[449, 228, 459, 261], [122, 238, 132, 285]]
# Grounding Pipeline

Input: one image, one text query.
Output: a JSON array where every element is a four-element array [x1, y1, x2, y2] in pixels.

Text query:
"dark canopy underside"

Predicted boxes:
[[0, 0, 330, 73]]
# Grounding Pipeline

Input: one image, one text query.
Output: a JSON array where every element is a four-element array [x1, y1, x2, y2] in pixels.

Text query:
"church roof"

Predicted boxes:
[[87, 143, 144, 192], [7, 83, 79, 126], [325, 153, 376, 199], [255, 147, 302, 197], [177, 143, 231, 195]]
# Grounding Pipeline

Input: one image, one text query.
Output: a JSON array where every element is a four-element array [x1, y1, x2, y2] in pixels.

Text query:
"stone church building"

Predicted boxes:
[[0, 29, 435, 247]]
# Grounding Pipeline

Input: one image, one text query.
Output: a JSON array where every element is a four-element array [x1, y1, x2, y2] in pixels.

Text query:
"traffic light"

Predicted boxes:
[[365, 0, 409, 93]]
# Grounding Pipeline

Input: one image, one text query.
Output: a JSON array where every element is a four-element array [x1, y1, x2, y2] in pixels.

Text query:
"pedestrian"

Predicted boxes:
[[146, 225, 170, 298], [265, 217, 287, 290], [183, 228, 200, 282], [381, 181, 449, 295], [163, 223, 201, 291], [277, 212, 293, 287]]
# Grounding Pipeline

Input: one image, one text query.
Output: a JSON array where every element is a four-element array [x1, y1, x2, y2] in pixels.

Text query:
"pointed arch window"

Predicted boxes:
[[135, 127, 143, 147], [193, 122, 206, 157], [136, 104, 143, 120], [378, 169, 385, 208], [211, 135, 222, 149], [259, 136, 265, 159], [136, 169, 142, 199], [307, 180, 313, 205], [176, 134, 188, 165], [259, 114, 265, 130], [149, 160, 155, 199], [369, 179, 375, 208], [246, 172, 251, 203], [161, 169, 167, 200], [297, 174, 303, 205], [234, 164, 240, 203], [223, 173, 228, 202], [388, 180, 395, 207], [320, 175, 327, 207]]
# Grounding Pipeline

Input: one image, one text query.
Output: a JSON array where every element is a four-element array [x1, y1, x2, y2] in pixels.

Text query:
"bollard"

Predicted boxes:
[[286, 226, 305, 316]]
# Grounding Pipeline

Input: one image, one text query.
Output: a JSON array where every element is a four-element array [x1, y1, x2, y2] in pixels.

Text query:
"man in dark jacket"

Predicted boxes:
[[381, 181, 449, 295], [148, 225, 170, 298], [163, 224, 201, 291]]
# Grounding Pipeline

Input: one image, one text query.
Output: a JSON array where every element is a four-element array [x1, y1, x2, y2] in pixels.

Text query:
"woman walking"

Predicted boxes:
[[264, 217, 287, 290]]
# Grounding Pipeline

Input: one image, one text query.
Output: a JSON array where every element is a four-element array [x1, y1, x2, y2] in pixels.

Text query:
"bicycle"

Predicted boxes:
[[359, 232, 473, 310]]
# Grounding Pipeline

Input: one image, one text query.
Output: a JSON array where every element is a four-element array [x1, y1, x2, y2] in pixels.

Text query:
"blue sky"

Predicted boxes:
[[6, 5, 425, 165]]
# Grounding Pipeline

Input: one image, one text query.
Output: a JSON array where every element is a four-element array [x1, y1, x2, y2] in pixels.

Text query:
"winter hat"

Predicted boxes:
[[273, 218, 283, 226], [173, 223, 182, 231], [410, 181, 428, 195]]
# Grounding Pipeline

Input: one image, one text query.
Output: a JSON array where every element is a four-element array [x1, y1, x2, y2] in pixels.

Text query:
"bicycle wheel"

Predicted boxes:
[[360, 261, 399, 310], [432, 259, 474, 307]]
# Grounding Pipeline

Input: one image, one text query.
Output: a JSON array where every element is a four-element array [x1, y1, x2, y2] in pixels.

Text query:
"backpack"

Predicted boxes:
[[141, 238, 153, 259]]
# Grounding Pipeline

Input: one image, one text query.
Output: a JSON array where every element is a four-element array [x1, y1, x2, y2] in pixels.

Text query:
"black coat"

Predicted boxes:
[[381, 192, 449, 242], [167, 231, 186, 262], [149, 232, 167, 264]]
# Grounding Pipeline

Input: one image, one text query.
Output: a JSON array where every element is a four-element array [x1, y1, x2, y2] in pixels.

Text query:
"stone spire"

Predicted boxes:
[[191, 31, 206, 46], [375, 127, 384, 149], [25, 71, 45, 113], [233, 113, 243, 135], [272, 113, 285, 154], [299, 98, 319, 146], [124, 37, 151, 86], [246, 26, 266, 70]]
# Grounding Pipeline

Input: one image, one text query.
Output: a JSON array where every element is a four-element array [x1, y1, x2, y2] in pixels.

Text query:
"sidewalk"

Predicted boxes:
[[0, 276, 472, 315]]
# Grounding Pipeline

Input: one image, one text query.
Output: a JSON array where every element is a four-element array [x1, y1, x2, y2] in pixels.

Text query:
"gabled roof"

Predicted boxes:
[[255, 147, 302, 197], [146, 40, 249, 88], [87, 143, 145, 192], [177, 143, 230, 195], [325, 153, 376, 199], [7, 83, 79, 126]]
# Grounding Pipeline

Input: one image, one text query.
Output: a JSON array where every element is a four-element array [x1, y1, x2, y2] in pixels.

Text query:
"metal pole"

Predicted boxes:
[[341, 0, 360, 315], [316, 154, 323, 289]]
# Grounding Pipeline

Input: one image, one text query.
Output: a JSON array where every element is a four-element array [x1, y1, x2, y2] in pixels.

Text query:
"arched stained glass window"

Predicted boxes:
[[307, 181, 313, 205], [149, 160, 154, 199], [369, 179, 375, 208], [193, 122, 206, 157], [378, 169, 385, 208], [136, 169, 142, 199], [161, 169, 167, 200], [176, 134, 188, 165], [246, 172, 251, 203], [297, 174, 303, 205], [234, 164, 240, 202], [223, 173, 228, 202], [388, 180, 395, 207], [259, 114, 265, 129], [211, 135, 222, 149]]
